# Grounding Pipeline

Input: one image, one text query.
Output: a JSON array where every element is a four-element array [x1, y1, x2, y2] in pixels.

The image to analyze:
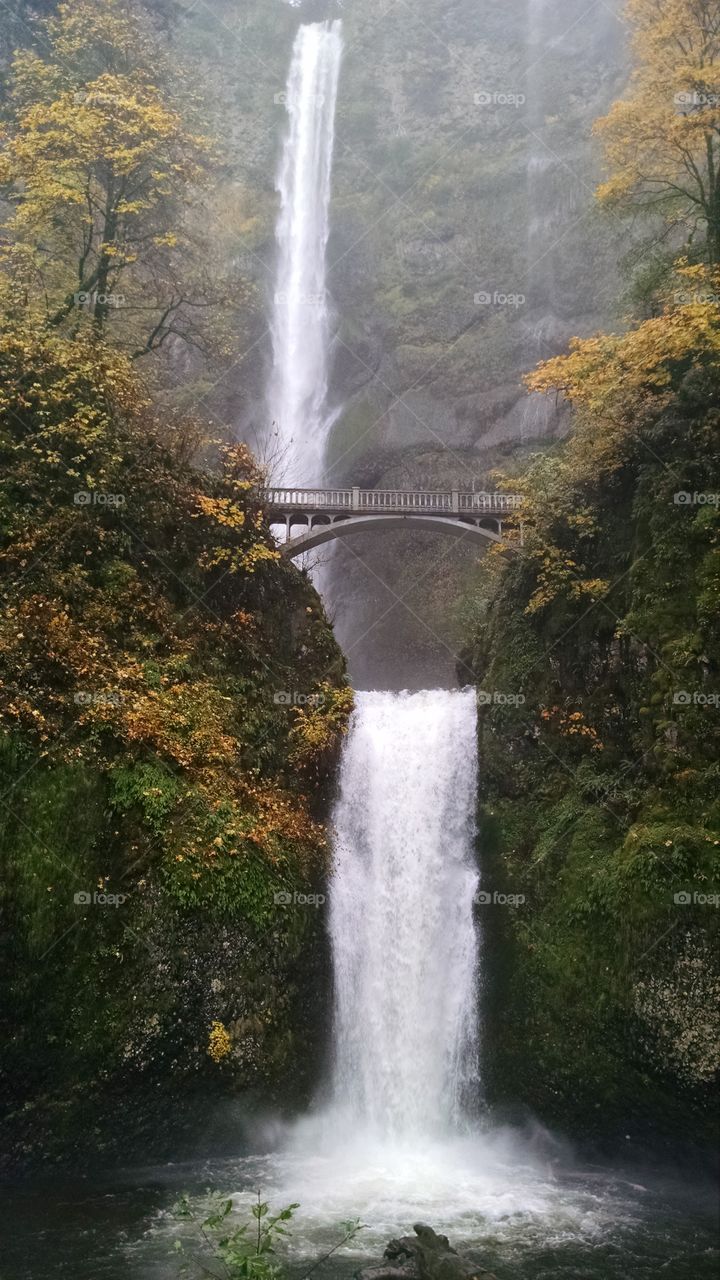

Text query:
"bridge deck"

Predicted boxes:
[[263, 487, 523, 516]]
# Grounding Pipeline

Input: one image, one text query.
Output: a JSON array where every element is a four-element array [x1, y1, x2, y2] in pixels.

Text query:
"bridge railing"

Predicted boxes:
[[262, 487, 523, 514], [459, 493, 523, 512], [359, 490, 453, 511], [263, 488, 353, 508]]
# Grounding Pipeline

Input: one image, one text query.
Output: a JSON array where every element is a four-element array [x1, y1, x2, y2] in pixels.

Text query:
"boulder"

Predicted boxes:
[[355, 1223, 497, 1280]]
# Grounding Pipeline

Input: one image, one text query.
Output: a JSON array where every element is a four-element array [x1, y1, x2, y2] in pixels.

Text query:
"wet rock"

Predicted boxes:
[[356, 1223, 497, 1280], [355, 1267, 416, 1280]]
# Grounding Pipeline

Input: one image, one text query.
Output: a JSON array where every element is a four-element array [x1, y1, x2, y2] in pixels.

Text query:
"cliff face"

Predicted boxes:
[[174, 0, 632, 684], [216, 0, 628, 467], [0, 318, 351, 1171], [466, 293, 720, 1151], [319, 0, 633, 686], [326, 0, 628, 473]]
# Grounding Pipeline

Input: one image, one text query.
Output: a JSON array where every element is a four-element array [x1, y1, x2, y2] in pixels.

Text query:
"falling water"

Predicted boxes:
[[328, 689, 480, 1139], [267, 20, 342, 485]]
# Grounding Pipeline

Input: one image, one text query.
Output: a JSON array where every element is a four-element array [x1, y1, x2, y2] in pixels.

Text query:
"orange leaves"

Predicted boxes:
[[594, 0, 720, 256], [195, 495, 248, 532], [120, 682, 238, 771], [288, 684, 354, 774], [525, 269, 720, 491], [243, 781, 325, 858], [0, 310, 348, 899], [193, 449, 280, 578], [540, 706, 604, 751]]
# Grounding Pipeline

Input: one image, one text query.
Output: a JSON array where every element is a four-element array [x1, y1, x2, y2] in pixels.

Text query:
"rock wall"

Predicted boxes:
[[178, 0, 633, 682]]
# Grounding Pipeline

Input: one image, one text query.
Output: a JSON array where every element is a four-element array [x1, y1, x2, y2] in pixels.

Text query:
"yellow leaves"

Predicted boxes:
[[193, 449, 280, 576], [288, 684, 354, 773], [526, 276, 720, 486], [199, 538, 280, 577], [1, 0, 212, 333], [121, 681, 238, 771], [521, 524, 611, 615], [195, 495, 247, 532], [0, 311, 346, 901], [594, 0, 720, 251], [207, 1020, 232, 1063], [540, 706, 604, 751]]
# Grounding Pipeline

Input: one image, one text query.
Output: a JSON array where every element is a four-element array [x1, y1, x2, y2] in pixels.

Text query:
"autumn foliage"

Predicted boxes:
[[0, 316, 350, 891], [595, 0, 720, 261]]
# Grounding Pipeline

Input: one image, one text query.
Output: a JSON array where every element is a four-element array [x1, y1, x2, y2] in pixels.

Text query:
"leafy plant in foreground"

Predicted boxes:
[[173, 1192, 365, 1280]]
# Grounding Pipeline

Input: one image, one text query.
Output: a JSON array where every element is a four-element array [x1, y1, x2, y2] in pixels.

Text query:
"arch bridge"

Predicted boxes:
[[263, 487, 524, 557]]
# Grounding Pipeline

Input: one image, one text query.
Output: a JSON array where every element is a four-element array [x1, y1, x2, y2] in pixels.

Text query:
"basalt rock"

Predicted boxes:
[[356, 1223, 497, 1280]]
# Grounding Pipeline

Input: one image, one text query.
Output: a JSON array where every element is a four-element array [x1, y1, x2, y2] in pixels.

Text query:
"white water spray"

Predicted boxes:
[[210, 689, 608, 1244], [268, 21, 342, 484], [328, 689, 480, 1139]]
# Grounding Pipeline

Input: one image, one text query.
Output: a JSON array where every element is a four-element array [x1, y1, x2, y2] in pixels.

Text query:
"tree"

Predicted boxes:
[[0, 0, 218, 355], [0, 306, 354, 892], [595, 0, 720, 263]]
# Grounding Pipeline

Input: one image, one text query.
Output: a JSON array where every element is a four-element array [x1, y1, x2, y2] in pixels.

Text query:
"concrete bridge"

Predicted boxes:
[[263, 487, 524, 557]]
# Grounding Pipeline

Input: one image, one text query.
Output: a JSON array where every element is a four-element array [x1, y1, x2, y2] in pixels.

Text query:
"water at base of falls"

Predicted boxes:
[[241, 690, 554, 1251], [10, 690, 717, 1279], [129, 1135, 719, 1280], [215, 693, 568, 1252]]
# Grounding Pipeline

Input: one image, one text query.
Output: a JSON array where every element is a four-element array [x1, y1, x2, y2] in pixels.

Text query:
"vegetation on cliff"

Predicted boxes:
[[0, 0, 350, 1170], [595, 0, 720, 264], [467, 3, 720, 1136]]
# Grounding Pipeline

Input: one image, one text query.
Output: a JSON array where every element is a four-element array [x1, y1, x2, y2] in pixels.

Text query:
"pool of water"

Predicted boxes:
[[2, 1125, 717, 1279]]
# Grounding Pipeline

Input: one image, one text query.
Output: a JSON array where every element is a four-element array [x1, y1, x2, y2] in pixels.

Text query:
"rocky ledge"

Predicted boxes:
[[356, 1223, 497, 1280]]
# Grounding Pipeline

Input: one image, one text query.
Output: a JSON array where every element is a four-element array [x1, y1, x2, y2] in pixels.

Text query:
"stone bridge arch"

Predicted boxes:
[[262, 487, 523, 558]]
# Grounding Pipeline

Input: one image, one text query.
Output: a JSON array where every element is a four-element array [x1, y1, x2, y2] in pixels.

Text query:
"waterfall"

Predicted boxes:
[[328, 689, 480, 1139], [268, 12, 481, 1152], [267, 20, 342, 485]]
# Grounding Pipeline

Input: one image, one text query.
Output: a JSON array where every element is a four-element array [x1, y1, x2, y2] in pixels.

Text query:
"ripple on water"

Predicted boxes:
[[142, 1128, 718, 1280]]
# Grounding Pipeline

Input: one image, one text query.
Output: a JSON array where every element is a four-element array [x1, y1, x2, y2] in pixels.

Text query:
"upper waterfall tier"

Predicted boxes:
[[267, 20, 342, 486]]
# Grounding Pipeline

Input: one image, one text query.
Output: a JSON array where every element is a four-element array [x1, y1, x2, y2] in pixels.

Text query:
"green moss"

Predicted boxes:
[[468, 340, 720, 1144]]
